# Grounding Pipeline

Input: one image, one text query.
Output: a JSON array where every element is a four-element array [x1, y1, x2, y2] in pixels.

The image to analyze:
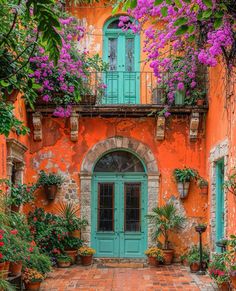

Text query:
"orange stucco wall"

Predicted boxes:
[[206, 63, 236, 238]]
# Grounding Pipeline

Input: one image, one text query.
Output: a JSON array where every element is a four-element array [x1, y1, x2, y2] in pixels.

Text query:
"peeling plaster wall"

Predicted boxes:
[[24, 115, 208, 257], [206, 64, 236, 243]]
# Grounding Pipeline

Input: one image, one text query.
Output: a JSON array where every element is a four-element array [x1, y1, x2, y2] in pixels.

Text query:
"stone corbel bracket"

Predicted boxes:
[[156, 116, 166, 140], [190, 112, 200, 140], [32, 112, 42, 141], [70, 112, 79, 142]]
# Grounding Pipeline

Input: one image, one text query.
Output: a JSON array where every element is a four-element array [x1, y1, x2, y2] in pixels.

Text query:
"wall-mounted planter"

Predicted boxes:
[[177, 182, 190, 199], [44, 185, 58, 200]]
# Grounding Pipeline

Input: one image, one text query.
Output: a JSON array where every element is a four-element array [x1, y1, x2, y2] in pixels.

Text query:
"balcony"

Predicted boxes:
[[32, 71, 208, 117]]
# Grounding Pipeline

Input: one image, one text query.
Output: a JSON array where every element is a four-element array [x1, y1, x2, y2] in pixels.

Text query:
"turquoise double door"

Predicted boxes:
[[103, 18, 140, 104], [91, 174, 147, 258]]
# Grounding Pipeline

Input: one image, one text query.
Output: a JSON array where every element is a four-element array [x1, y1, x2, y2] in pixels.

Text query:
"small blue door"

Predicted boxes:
[[215, 159, 225, 251], [91, 151, 147, 258], [103, 18, 140, 104]]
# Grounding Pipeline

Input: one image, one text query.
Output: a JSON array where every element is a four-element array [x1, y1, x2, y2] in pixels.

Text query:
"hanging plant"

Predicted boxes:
[[173, 167, 198, 198], [197, 178, 208, 195], [223, 168, 236, 196]]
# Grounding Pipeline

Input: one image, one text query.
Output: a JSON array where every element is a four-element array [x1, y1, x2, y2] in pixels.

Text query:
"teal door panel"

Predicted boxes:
[[91, 173, 147, 258], [103, 18, 140, 104], [216, 159, 225, 252]]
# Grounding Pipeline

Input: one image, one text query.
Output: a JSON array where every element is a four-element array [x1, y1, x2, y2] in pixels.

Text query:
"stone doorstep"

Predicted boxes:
[[94, 257, 148, 268]]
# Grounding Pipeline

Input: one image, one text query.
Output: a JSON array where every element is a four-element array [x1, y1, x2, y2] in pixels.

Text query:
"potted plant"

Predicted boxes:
[[192, 89, 206, 106], [4, 181, 37, 212], [197, 178, 208, 195], [173, 167, 198, 198], [195, 223, 207, 233], [22, 268, 44, 291], [78, 246, 96, 266], [187, 246, 200, 273], [57, 202, 88, 238], [208, 253, 230, 291], [38, 170, 63, 200], [144, 247, 164, 266], [146, 203, 185, 265], [56, 254, 72, 268], [180, 253, 188, 266], [226, 234, 236, 288], [60, 236, 82, 264]]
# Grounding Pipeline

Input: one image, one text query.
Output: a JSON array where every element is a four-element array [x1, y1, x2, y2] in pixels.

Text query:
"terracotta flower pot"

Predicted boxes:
[[230, 273, 236, 288], [190, 262, 200, 273], [57, 260, 71, 268], [163, 249, 174, 265], [3, 261, 10, 279], [147, 256, 158, 267], [0, 262, 5, 278], [64, 250, 77, 265], [25, 280, 42, 291], [217, 282, 230, 291], [182, 259, 188, 266], [196, 99, 204, 106], [80, 255, 93, 266], [10, 261, 22, 276], [11, 205, 20, 213], [44, 185, 58, 200], [200, 185, 208, 195]]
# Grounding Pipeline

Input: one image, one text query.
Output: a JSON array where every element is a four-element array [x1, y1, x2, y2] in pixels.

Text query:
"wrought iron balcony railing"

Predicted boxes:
[[78, 71, 208, 106]]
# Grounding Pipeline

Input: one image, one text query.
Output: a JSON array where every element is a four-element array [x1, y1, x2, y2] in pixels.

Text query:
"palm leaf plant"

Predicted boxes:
[[146, 203, 185, 250]]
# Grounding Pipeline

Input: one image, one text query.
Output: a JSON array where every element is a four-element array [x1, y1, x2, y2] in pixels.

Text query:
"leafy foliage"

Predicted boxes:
[[146, 203, 185, 249], [173, 168, 198, 183], [78, 246, 96, 256], [187, 245, 209, 265], [38, 170, 63, 187], [208, 253, 230, 284]]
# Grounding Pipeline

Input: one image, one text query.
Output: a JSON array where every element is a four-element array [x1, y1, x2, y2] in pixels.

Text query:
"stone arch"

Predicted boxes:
[[80, 136, 159, 246]]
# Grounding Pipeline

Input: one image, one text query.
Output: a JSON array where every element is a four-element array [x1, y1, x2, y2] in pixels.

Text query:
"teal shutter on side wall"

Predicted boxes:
[[215, 159, 225, 252]]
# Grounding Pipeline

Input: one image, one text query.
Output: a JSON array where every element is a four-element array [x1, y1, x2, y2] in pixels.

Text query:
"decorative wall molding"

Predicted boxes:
[[156, 116, 165, 140], [80, 136, 159, 246], [32, 112, 42, 141], [189, 112, 200, 140], [6, 139, 27, 182], [209, 139, 229, 251], [70, 112, 79, 142]]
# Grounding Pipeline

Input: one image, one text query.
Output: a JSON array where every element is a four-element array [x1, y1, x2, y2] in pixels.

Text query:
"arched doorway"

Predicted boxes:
[[103, 16, 140, 104], [91, 150, 147, 258]]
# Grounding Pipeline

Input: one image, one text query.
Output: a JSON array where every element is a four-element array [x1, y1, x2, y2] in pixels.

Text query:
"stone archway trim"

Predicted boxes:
[[80, 136, 159, 247]]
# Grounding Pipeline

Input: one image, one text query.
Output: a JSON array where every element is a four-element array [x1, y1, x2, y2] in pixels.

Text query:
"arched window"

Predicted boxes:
[[94, 151, 145, 172]]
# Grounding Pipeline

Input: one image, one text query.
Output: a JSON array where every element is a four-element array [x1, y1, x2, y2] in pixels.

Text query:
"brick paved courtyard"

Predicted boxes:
[[41, 264, 216, 291]]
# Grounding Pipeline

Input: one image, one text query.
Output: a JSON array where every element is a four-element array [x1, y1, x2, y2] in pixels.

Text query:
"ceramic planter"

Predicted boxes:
[[64, 250, 78, 264], [10, 261, 22, 276], [57, 260, 71, 268], [163, 249, 174, 265], [177, 182, 190, 199], [80, 255, 93, 266], [25, 280, 42, 291], [190, 262, 200, 273], [44, 185, 58, 200], [3, 261, 10, 279], [147, 256, 158, 267], [200, 185, 208, 195]]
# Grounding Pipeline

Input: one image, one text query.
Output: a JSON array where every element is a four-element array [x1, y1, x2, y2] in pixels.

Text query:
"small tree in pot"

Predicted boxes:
[[174, 168, 197, 198], [38, 170, 63, 200], [147, 203, 185, 265]]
